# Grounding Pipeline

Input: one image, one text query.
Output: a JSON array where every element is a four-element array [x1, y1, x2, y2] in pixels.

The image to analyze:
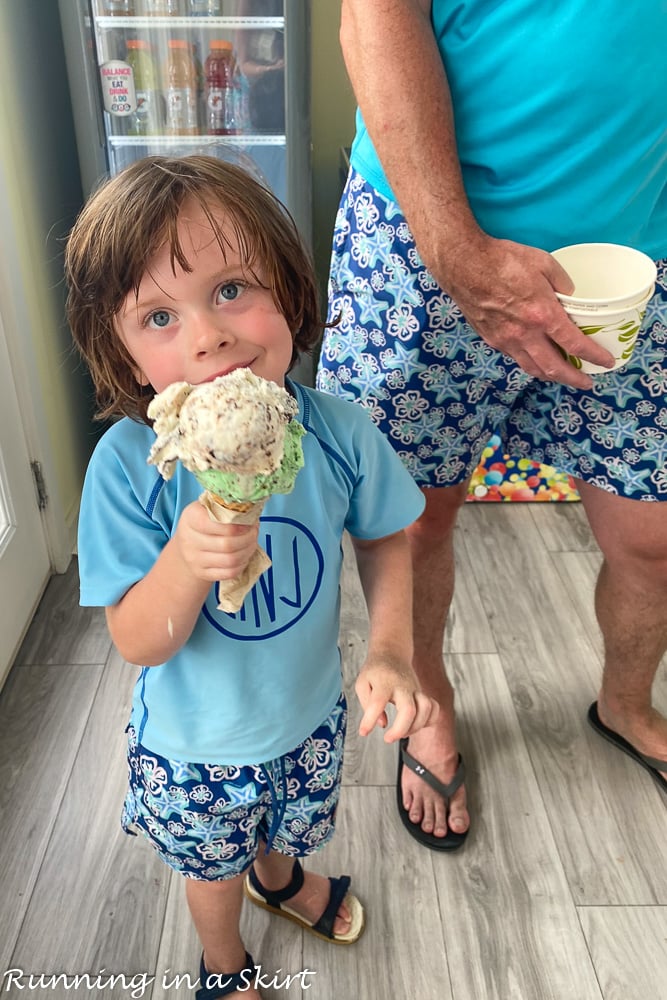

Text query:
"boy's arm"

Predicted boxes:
[[106, 501, 258, 666], [351, 530, 438, 741]]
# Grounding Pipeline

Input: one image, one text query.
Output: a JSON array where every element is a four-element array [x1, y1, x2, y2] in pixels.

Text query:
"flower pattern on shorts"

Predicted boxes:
[[121, 695, 347, 881], [317, 168, 667, 500]]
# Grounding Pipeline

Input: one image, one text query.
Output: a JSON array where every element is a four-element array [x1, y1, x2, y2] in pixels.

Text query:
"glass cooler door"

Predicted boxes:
[[60, 0, 311, 237]]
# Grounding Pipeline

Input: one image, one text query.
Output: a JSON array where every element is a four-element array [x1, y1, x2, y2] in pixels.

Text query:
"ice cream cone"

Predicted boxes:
[[198, 490, 270, 613], [146, 370, 306, 613], [206, 492, 254, 513]]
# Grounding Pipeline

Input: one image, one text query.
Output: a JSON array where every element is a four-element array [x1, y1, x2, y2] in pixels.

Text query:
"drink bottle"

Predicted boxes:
[[233, 63, 250, 134], [126, 40, 162, 135], [189, 0, 222, 13], [145, 0, 184, 14], [103, 0, 134, 13], [204, 40, 236, 135], [164, 39, 199, 135]]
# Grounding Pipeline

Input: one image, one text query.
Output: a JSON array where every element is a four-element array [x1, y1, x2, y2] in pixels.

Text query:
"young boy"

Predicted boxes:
[[65, 155, 436, 999]]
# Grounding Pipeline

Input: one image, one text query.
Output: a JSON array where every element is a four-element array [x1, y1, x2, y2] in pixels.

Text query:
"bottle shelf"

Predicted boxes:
[[108, 133, 285, 146], [96, 16, 284, 29]]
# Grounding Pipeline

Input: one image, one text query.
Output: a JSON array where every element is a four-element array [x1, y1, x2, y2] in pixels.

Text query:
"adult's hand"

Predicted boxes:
[[435, 231, 615, 390]]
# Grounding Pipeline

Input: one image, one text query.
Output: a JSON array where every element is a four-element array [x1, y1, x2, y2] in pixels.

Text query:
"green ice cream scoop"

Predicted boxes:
[[195, 418, 306, 504]]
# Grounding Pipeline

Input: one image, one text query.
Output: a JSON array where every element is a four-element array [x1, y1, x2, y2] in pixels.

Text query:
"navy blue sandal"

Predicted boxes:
[[195, 951, 255, 999], [244, 858, 364, 944]]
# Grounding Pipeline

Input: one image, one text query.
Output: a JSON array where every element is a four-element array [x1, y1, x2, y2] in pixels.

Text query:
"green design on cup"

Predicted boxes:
[[618, 321, 640, 342], [557, 345, 584, 368], [621, 338, 638, 359], [579, 324, 606, 336], [579, 319, 640, 340]]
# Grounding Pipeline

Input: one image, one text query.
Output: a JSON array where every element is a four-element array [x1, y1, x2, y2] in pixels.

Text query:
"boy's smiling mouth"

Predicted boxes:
[[203, 362, 253, 382]]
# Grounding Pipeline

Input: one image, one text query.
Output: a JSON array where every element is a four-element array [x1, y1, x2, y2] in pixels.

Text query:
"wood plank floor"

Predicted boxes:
[[1, 503, 666, 1000]]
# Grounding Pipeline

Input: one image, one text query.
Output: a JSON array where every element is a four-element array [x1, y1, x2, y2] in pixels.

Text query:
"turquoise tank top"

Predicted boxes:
[[350, 0, 667, 257]]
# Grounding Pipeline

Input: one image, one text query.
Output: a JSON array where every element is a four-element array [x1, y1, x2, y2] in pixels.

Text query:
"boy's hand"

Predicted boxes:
[[173, 500, 259, 583], [355, 655, 439, 743]]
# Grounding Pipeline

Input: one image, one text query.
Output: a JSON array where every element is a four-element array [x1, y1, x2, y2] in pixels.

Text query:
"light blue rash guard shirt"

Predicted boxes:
[[351, 0, 667, 258], [78, 382, 425, 766]]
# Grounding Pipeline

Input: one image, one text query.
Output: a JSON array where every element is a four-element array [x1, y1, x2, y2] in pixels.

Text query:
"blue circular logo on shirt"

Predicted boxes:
[[201, 516, 325, 640]]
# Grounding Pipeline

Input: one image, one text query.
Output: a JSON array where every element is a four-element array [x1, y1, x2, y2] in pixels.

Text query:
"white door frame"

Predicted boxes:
[[0, 147, 75, 576]]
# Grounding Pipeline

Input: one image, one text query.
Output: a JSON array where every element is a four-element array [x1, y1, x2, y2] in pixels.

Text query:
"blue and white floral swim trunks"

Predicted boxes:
[[317, 168, 667, 501], [122, 694, 347, 880]]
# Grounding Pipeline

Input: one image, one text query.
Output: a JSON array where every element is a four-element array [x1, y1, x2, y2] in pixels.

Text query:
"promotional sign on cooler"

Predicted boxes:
[[100, 59, 136, 118]]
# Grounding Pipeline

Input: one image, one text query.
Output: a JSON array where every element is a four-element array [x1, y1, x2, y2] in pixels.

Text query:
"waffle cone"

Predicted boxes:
[[200, 491, 265, 522], [208, 493, 254, 513], [198, 490, 270, 613]]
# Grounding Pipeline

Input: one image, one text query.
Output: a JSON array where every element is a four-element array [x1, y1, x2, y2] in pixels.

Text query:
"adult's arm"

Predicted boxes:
[[340, 0, 613, 387]]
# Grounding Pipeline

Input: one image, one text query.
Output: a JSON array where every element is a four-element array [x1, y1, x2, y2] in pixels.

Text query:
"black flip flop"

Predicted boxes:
[[587, 701, 667, 793], [396, 737, 468, 851]]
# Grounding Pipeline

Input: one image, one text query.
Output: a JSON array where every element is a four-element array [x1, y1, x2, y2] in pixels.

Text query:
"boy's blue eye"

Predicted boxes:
[[149, 310, 171, 328], [219, 282, 242, 302]]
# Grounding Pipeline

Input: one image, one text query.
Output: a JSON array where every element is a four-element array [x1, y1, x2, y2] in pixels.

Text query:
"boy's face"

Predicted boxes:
[[116, 199, 294, 393]]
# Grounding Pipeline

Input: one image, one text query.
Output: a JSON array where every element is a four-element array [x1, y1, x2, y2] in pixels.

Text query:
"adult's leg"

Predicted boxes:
[[185, 875, 260, 999], [576, 480, 667, 781], [400, 481, 471, 838], [318, 171, 491, 835]]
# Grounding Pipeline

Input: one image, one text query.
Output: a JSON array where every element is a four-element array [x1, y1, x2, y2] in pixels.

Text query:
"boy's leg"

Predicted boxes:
[[247, 695, 359, 939], [252, 849, 353, 936], [185, 875, 259, 998]]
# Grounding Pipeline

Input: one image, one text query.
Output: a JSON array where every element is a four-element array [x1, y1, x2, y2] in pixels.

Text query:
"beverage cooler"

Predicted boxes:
[[57, 0, 311, 239]]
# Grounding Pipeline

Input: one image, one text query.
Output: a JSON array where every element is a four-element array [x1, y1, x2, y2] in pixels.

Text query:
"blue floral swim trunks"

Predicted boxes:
[[121, 694, 347, 880], [316, 168, 667, 501]]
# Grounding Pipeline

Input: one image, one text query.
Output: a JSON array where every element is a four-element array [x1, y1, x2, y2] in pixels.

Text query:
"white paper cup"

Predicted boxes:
[[551, 243, 656, 373], [559, 288, 653, 374]]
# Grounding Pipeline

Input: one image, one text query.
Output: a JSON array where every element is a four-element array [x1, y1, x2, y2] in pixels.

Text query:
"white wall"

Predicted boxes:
[[311, 0, 355, 300], [0, 1, 95, 569]]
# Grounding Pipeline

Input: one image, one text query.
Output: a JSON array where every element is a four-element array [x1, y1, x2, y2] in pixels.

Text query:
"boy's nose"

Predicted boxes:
[[191, 314, 233, 355]]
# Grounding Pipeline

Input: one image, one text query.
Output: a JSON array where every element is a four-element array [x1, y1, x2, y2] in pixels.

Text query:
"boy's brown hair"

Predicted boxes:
[[65, 155, 322, 423]]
